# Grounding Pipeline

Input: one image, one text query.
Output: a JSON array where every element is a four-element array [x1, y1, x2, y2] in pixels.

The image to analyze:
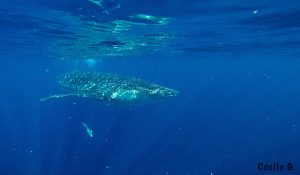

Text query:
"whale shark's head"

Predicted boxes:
[[109, 87, 178, 102], [147, 87, 178, 98]]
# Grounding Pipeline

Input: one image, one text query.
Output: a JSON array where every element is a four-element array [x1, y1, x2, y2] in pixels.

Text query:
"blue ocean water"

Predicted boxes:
[[0, 0, 299, 174]]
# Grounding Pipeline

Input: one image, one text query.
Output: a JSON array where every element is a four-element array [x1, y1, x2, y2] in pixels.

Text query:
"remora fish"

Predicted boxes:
[[40, 71, 178, 102], [81, 122, 93, 138]]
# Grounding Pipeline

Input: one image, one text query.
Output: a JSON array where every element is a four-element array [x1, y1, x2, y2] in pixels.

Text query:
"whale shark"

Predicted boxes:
[[40, 71, 178, 102]]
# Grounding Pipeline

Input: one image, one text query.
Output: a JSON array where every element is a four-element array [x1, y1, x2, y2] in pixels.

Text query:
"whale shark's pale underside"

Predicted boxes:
[[40, 71, 178, 102]]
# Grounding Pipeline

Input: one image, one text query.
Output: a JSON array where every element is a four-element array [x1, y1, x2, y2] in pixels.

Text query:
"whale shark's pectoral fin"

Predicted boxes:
[[39, 92, 93, 102]]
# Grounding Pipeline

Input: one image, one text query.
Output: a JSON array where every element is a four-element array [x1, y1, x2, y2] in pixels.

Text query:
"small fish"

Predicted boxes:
[[81, 122, 93, 138], [87, 0, 103, 8]]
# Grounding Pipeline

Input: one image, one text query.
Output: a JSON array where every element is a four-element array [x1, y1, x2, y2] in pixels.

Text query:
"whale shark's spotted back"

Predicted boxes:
[[41, 71, 178, 102]]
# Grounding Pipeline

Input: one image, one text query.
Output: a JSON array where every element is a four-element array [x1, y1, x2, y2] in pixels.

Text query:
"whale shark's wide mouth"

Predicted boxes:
[[165, 89, 179, 97], [148, 87, 179, 97], [109, 87, 178, 102]]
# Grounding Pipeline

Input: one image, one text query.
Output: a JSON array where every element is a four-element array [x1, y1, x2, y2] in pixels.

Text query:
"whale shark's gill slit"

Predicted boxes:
[[41, 71, 178, 103]]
